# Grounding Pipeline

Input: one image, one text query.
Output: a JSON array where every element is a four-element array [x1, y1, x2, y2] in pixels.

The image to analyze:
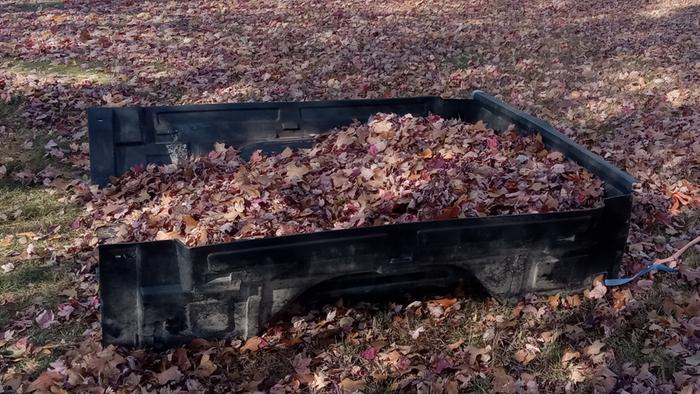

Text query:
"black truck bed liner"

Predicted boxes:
[[88, 91, 635, 347]]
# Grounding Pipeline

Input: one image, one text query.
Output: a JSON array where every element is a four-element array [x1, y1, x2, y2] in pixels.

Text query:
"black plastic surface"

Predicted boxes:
[[89, 91, 635, 347]]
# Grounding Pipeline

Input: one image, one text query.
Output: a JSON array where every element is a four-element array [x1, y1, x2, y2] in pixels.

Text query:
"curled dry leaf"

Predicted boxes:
[[447, 339, 464, 350]]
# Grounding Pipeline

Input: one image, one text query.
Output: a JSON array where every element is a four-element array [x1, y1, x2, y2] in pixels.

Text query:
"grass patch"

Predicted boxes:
[[463, 375, 492, 393], [2, 0, 64, 12], [527, 340, 569, 383], [607, 334, 680, 381], [364, 379, 396, 394], [450, 41, 486, 69], [30, 318, 87, 347], [0, 184, 78, 236], [4, 58, 112, 84], [0, 101, 51, 176], [0, 259, 78, 328]]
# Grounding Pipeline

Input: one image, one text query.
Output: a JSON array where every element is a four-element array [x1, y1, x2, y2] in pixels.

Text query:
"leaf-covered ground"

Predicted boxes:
[[0, 0, 698, 392]]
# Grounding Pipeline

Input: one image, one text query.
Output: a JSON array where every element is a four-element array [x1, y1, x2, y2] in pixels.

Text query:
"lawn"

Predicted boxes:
[[0, 0, 698, 392]]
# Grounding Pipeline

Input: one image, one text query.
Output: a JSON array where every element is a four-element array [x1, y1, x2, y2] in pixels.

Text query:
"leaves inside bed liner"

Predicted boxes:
[[86, 113, 604, 247]]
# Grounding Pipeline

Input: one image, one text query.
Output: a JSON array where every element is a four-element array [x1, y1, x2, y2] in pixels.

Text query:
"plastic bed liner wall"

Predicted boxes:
[[88, 91, 636, 347]]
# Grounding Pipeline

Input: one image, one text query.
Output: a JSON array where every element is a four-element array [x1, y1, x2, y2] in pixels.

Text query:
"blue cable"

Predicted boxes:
[[604, 263, 676, 287]]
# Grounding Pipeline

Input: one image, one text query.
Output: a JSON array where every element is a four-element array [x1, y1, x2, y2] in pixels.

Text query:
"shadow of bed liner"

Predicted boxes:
[[88, 91, 635, 347]]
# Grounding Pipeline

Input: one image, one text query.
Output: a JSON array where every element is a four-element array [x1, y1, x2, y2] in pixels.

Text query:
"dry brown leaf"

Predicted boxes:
[[240, 336, 263, 353], [568, 364, 587, 383], [561, 350, 580, 366], [155, 366, 182, 385], [547, 293, 560, 309], [565, 294, 581, 307], [196, 353, 217, 377], [514, 349, 536, 365], [585, 340, 605, 356], [27, 371, 63, 392], [492, 367, 516, 394], [465, 345, 491, 366], [445, 379, 459, 394], [339, 377, 366, 392], [286, 163, 310, 178], [586, 282, 607, 300], [155, 230, 182, 241], [432, 298, 458, 308]]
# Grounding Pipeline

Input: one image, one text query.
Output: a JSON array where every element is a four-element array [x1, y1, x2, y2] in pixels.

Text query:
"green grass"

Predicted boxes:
[[2, 0, 64, 12], [0, 101, 52, 176], [0, 184, 79, 236], [607, 333, 680, 382], [0, 259, 77, 328], [527, 341, 569, 384], [0, 183, 80, 331], [364, 379, 396, 394], [0, 96, 89, 381], [4, 58, 113, 84], [463, 375, 492, 393]]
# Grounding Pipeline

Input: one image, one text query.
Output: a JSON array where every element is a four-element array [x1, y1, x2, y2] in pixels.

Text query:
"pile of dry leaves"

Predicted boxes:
[[87, 113, 603, 246]]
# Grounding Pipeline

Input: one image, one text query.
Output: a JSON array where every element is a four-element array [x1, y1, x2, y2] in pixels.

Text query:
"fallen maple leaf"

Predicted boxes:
[[35, 310, 56, 329], [292, 353, 311, 374], [568, 363, 587, 383], [547, 293, 560, 308], [155, 366, 182, 385], [286, 163, 310, 179], [561, 350, 580, 366], [27, 371, 63, 392], [586, 281, 607, 300], [196, 353, 217, 377], [360, 346, 377, 361], [431, 357, 452, 374], [514, 349, 536, 365], [492, 367, 516, 394], [585, 340, 606, 364], [240, 336, 265, 352], [465, 345, 491, 366], [431, 298, 458, 308]]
